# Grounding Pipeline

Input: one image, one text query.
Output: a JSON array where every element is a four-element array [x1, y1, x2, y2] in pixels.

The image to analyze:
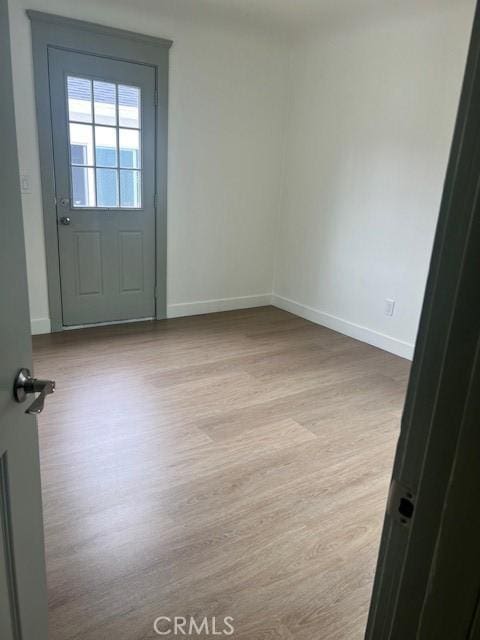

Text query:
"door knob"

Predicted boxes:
[[14, 368, 55, 415], [60, 216, 71, 225]]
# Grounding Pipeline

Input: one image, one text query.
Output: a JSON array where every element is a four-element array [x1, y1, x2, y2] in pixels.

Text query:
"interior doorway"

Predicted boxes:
[[2, 3, 477, 639]]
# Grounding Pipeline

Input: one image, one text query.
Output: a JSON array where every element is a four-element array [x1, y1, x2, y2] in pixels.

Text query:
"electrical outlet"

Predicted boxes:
[[385, 299, 396, 317]]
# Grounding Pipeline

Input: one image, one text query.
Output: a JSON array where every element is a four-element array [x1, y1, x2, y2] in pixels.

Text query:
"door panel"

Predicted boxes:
[[48, 48, 156, 326], [0, 0, 48, 637], [119, 231, 144, 293], [75, 231, 103, 295]]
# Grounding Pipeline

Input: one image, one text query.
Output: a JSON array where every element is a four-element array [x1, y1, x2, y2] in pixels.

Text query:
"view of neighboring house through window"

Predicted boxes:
[[67, 76, 142, 208]]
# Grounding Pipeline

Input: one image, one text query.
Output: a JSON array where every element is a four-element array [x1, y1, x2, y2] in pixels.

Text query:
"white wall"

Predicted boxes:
[[8, 0, 287, 333], [8, 0, 476, 359], [273, 3, 475, 359]]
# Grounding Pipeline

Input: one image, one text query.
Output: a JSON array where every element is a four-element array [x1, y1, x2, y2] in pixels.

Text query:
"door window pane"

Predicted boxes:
[[69, 123, 94, 165], [67, 76, 92, 123], [72, 167, 96, 207], [120, 170, 141, 208], [67, 76, 142, 209], [119, 129, 140, 169], [94, 81, 117, 126], [118, 85, 140, 128], [96, 168, 119, 207], [95, 126, 118, 167], [71, 144, 87, 166]]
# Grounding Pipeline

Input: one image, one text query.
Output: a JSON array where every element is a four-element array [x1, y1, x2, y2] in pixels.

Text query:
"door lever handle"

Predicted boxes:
[[14, 368, 56, 415]]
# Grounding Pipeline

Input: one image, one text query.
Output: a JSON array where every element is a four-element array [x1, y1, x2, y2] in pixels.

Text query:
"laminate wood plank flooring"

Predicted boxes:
[[32, 306, 410, 640]]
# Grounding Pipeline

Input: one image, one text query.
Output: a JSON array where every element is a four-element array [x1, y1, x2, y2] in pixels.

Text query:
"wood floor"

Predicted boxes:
[[32, 307, 410, 640]]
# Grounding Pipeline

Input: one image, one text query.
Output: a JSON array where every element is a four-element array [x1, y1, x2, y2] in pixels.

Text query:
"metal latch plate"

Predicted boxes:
[[387, 478, 416, 528]]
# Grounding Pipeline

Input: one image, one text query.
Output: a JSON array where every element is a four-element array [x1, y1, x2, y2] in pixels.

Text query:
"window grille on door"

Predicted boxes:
[[66, 76, 142, 209]]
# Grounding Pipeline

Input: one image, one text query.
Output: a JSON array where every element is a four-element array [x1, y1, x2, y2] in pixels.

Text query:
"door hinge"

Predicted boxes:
[[154, 89, 158, 107], [154, 193, 157, 209], [387, 478, 415, 528]]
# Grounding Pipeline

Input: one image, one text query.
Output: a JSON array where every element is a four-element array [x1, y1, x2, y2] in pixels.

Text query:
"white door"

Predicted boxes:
[[0, 1, 49, 637]]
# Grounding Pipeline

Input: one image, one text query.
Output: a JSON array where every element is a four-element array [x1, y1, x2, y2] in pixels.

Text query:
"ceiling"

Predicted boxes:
[[164, 0, 470, 34]]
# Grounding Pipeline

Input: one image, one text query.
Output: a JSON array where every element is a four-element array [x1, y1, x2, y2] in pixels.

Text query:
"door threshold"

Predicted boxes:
[[63, 317, 155, 330]]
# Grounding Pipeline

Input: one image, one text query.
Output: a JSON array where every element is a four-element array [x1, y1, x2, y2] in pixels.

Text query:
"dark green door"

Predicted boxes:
[[49, 48, 157, 326]]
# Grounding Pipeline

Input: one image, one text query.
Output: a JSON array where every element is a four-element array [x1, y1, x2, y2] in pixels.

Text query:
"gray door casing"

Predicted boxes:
[[49, 48, 157, 325], [0, 0, 49, 637], [29, 11, 172, 331]]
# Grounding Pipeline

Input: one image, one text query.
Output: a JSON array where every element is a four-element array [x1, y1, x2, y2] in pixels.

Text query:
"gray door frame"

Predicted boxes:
[[28, 11, 172, 331]]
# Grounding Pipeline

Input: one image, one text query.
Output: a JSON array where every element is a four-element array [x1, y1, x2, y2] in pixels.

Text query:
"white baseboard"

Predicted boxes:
[[28, 295, 415, 360], [167, 294, 272, 319], [30, 317, 51, 335], [29, 296, 271, 334], [271, 294, 414, 360]]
